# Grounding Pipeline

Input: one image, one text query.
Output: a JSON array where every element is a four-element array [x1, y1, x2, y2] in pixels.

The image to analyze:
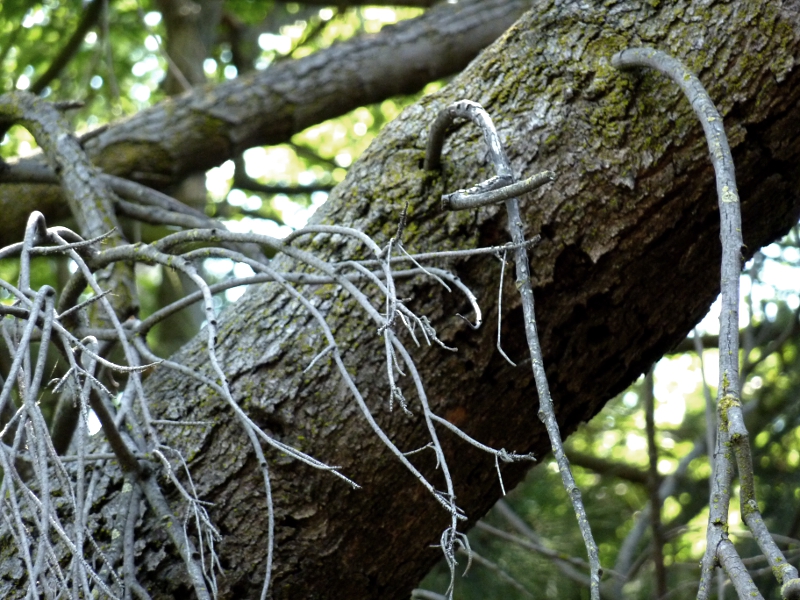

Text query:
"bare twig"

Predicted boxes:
[[29, 0, 105, 94], [613, 46, 800, 600], [425, 99, 601, 599], [644, 370, 668, 599]]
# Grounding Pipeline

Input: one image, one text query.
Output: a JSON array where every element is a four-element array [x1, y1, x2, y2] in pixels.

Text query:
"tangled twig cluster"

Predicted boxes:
[[0, 89, 543, 599]]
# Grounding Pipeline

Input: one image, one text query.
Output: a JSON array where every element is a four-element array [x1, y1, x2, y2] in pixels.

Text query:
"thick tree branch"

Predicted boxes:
[[3, 1, 800, 599]]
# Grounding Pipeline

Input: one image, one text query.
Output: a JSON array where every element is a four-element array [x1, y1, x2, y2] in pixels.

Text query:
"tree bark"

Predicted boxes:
[[0, 0, 531, 244], [5, 0, 800, 598]]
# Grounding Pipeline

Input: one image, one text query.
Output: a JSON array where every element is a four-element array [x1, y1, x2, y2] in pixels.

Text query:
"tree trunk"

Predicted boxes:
[[7, 1, 800, 598]]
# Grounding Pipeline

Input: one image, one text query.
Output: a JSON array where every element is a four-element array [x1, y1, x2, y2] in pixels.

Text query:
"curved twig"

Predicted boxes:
[[425, 99, 601, 599], [613, 46, 798, 600]]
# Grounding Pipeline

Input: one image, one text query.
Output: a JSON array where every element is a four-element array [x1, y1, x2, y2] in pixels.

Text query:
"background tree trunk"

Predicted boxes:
[[5, 1, 800, 598]]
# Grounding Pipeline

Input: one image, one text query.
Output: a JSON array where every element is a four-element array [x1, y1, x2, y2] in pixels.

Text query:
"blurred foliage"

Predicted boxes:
[[2, 3, 800, 599]]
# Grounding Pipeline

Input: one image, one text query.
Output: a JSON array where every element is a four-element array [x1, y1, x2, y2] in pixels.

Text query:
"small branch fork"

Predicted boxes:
[[424, 99, 602, 600], [612, 47, 800, 600]]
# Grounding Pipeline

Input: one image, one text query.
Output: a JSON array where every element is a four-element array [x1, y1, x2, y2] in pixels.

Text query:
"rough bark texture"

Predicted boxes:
[[123, 1, 800, 597], [0, 0, 530, 244], [4, 0, 800, 598]]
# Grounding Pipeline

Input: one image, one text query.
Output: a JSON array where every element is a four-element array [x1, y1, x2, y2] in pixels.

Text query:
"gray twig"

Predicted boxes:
[[613, 46, 799, 600], [425, 99, 601, 600]]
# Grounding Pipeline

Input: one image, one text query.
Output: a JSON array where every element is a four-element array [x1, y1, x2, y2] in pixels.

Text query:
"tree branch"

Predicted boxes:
[[644, 370, 667, 599], [115, 3, 800, 596], [4, 2, 800, 599], [29, 0, 105, 95], [0, 0, 532, 243], [565, 451, 649, 485], [0, 92, 137, 318]]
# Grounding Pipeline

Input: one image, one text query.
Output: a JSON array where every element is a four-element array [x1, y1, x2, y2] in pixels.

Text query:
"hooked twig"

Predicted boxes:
[[612, 46, 800, 600]]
